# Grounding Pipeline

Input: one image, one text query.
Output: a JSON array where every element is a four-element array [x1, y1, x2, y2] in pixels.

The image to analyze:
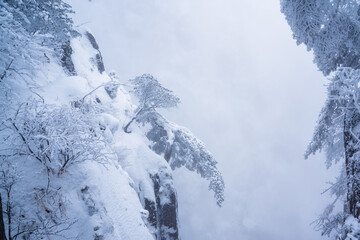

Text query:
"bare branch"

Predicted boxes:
[[0, 59, 13, 82]]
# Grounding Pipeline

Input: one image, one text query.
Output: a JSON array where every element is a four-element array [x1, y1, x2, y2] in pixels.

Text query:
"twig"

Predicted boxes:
[[11, 122, 43, 164], [0, 59, 14, 82], [35, 192, 52, 214]]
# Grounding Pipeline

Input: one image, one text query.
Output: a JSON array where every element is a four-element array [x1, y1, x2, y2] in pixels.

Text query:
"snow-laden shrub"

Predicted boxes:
[[1, 100, 109, 175]]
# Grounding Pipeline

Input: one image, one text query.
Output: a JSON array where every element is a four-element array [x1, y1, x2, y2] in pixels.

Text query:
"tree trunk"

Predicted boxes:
[[6, 190, 10, 240], [0, 194, 7, 240], [123, 117, 136, 133], [343, 111, 360, 218], [123, 107, 146, 134]]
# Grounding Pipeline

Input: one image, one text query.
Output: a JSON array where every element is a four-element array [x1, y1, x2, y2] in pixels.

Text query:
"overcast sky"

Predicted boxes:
[[68, 1, 337, 239]]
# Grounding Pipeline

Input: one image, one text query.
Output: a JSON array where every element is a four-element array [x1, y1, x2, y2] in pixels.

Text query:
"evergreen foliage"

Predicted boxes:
[[282, 0, 360, 238], [124, 74, 180, 133]]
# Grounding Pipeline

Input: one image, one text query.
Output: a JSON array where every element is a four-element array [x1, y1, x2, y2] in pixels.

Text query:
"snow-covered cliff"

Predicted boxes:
[[0, 2, 224, 239]]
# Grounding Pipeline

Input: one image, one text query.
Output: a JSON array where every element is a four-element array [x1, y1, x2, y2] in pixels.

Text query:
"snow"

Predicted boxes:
[[59, 30, 160, 239], [0, 29, 160, 239], [1, 12, 221, 238], [42, 76, 91, 104], [73, 161, 154, 240], [71, 31, 110, 88]]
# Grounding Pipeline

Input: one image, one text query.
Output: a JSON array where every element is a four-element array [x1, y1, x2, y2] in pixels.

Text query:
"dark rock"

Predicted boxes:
[[85, 32, 99, 50], [141, 112, 225, 206], [94, 234, 104, 240], [151, 173, 179, 240], [145, 123, 170, 161], [144, 198, 157, 229], [81, 186, 89, 193], [60, 40, 76, 76], [161, 192, 177, 230], [95, 53, 105, 73], [85, 31, 105, 73], [80, 186, 98, 216], [104, 82, 119, 99]]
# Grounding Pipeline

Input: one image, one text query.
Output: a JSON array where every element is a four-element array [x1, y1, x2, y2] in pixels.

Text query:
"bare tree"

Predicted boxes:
[[0, 119, 80, 239], [0, 161, 17, 240]]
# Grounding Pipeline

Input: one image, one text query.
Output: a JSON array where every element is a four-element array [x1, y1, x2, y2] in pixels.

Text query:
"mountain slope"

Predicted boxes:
[[0, 2, 224, 239]]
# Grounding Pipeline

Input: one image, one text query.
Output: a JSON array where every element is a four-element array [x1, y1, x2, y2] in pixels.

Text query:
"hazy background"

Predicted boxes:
[[68, 0, 337, 239]]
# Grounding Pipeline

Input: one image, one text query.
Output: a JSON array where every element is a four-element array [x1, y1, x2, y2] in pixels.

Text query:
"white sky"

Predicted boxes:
[[68, 0, 337, 239]]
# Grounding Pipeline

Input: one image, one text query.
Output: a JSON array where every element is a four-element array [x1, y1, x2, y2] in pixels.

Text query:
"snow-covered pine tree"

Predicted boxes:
[[281, 0, 360, 238], [3, 0, 76, 48], [0, 0, 77, 84], [124, 74, 224, 206], [124, 74, 180, 133]]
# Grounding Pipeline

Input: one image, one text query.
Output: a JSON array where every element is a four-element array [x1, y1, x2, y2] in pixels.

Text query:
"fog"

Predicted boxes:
[[68, 0, 337, 239]]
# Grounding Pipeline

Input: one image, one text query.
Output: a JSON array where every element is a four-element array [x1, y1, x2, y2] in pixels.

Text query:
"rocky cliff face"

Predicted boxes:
[[141, 112, 225, 207], [67, 31, 182, 239], [0, 3, 224, 238]]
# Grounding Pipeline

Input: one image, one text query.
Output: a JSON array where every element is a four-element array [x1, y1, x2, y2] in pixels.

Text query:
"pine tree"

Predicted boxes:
[[0, 0, 77, 87], [124, 74, 180, 133], [282, 0, 360, 238]]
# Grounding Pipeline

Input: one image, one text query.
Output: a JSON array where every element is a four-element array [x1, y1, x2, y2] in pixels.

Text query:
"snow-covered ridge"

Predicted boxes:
[[0, 3, 224, 239]]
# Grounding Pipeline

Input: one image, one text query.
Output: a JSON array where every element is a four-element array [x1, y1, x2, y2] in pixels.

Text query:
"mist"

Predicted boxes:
[[68, 0, 336, 239]]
